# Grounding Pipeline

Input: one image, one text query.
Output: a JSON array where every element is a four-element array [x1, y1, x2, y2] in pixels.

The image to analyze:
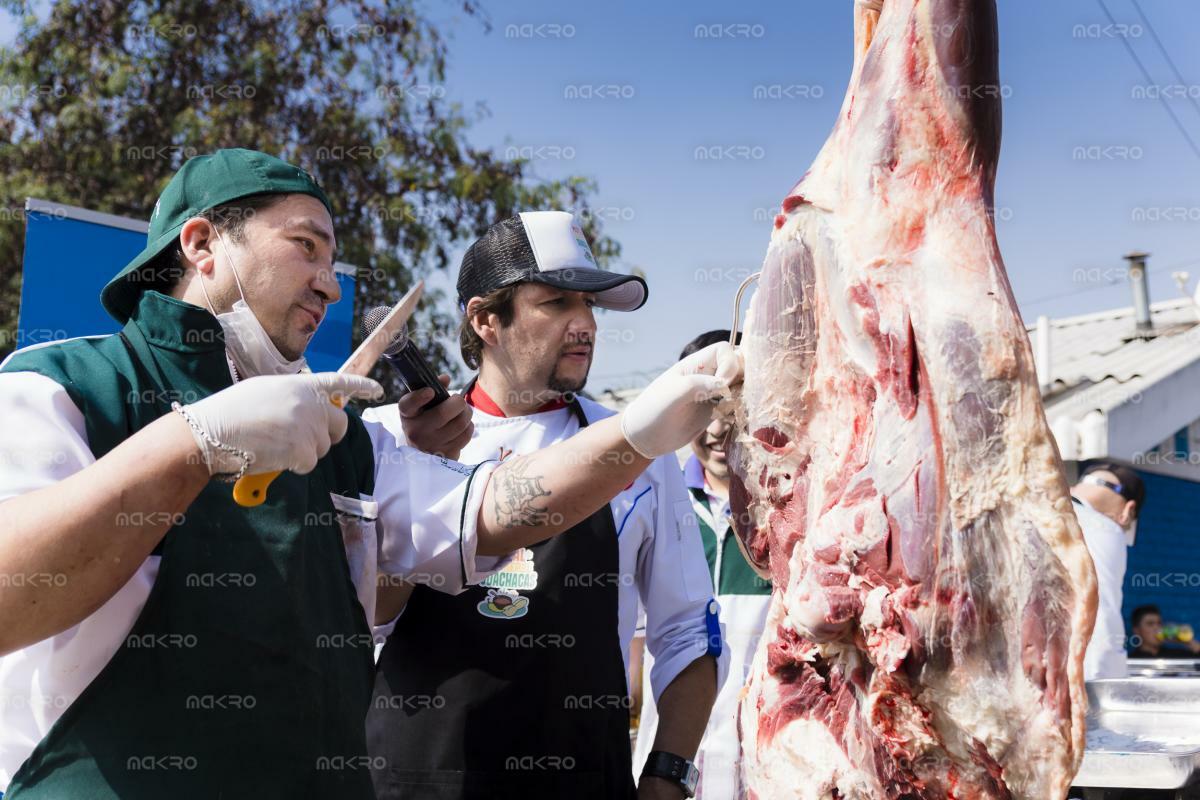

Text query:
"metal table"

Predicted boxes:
[[1072, 678, 1200, 799], [1127, 659, 1200, 678]]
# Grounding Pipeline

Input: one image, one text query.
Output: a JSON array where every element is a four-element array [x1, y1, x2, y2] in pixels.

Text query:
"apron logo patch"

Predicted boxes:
[[477, 588, 530, 619], [477, 548, 538, 619]]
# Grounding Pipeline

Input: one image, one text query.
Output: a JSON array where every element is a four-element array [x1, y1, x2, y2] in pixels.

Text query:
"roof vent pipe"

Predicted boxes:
[[1124, 251, 1154, 338]]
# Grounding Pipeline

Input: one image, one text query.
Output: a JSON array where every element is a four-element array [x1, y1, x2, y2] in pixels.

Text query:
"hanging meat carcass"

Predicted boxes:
[[727, 1, 1098, 797]]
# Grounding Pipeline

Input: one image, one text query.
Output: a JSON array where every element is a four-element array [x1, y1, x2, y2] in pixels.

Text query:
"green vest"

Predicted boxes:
[[2, 292, 378, 798], [692, 489, 771, 597]]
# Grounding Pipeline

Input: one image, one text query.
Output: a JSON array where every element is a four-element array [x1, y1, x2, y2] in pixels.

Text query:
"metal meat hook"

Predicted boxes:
[[730, 272, 761, 345]]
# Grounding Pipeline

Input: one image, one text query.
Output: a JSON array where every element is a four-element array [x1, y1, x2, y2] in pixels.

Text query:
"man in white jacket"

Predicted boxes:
[[364, 211, 726, 800], [1070, 461, 1146, 680]]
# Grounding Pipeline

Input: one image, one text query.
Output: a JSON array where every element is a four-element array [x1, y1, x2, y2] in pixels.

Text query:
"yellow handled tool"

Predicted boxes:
[[232, 281, 425, 507], [229, 395, 347, 506]]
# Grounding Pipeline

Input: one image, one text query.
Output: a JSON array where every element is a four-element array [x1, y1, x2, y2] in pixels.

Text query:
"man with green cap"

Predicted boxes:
[[0, 148, 744, 798]]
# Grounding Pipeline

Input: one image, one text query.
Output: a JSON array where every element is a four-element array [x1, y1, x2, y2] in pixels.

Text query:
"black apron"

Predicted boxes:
[[366, 396, 636, 800]]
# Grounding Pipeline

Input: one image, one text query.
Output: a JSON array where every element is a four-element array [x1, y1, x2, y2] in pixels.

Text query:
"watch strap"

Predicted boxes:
[[641, 750, 698, 798]]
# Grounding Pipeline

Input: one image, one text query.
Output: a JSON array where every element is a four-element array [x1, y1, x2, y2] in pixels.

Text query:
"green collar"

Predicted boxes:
[[129, 291, 225, 354]]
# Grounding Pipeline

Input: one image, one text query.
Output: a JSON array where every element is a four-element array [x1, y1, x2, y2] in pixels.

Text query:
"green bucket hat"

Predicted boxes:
[[100, 148, 333, 324]]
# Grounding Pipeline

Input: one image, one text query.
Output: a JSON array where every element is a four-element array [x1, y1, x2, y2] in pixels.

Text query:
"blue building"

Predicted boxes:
[[15, 198, 359, 372], [1032, 286, 1200, 638]]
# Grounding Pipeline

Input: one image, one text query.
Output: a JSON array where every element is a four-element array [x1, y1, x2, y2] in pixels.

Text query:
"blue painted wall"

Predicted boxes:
[[1121, 469, 1200, 636], [17, 207, 354, 372]]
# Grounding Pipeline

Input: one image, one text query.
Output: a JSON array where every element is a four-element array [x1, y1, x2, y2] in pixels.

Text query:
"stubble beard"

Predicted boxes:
[[546, 357, 591, 397]]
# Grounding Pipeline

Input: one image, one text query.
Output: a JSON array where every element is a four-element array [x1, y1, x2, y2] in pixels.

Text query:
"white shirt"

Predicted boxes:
[[0, 369, 499, 789], [363, 395, 730, 704], [1073, 496, 1129, 680]]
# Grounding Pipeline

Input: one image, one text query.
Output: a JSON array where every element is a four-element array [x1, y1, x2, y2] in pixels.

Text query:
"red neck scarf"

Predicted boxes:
[[465, 382, 569, 417]]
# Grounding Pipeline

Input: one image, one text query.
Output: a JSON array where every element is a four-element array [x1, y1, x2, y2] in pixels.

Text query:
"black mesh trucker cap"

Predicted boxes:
[[456, 211, 648, 312]]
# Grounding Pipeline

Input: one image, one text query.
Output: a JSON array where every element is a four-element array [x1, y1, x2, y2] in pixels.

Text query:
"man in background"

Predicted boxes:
[[1128, 605, 1200, 659], [1070, 461, 1145, 679]]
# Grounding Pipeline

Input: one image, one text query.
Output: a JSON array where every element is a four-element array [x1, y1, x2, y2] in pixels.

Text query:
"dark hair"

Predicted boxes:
[[1080, 461, 1147, 517], [458, 284, 521, 370], [679, 329, 740, 362], [137, 193, 292, 296], [1132, 604, 1161, 628]]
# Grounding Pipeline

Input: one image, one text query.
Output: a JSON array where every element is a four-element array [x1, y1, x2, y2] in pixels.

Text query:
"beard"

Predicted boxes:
[[546, 356, 591, 396]]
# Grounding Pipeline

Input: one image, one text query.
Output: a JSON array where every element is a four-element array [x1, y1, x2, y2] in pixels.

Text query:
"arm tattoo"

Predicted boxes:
[[491, 455, 553, 529]]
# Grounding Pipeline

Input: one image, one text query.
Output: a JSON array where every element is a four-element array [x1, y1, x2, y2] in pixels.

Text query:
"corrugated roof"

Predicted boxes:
[[1032, 298, 1200, 419]]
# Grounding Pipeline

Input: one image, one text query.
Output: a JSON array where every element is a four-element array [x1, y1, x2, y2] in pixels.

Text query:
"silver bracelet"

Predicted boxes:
[[171, 402, 252, 483]]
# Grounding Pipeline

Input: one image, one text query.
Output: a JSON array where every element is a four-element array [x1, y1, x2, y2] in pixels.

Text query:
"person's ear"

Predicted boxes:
[[467, 297, 500, 347], [179, 217, 219, 276], [1119, 500, 1136, 528]]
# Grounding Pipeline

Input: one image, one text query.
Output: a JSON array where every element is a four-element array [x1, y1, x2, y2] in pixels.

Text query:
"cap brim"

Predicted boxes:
[[529, 269, 648, 312], [100, 223, 186, 324]]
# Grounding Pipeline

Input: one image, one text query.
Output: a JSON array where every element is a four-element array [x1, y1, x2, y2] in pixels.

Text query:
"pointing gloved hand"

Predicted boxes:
[[620, 341, 743, 459], [175, 372, 383, 478]]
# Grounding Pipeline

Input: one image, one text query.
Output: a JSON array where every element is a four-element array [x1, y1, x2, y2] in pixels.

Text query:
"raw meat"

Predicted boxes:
[[727, 1, 1098, 797]]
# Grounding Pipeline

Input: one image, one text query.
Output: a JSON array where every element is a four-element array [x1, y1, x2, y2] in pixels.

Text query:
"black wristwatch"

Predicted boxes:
[[641, 750, 699, 798]]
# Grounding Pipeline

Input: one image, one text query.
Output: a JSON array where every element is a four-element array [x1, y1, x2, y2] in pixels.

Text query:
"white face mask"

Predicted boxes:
[[1124, 518, 1138, 548], [199, 230, 307, 379]]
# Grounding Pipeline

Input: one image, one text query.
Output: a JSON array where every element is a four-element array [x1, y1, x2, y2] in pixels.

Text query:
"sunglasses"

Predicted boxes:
[[1083, 474, 1126, 499]]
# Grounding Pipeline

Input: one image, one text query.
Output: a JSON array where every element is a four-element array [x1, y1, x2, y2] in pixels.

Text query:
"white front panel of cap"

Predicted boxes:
[[519, 211, 598, 273]]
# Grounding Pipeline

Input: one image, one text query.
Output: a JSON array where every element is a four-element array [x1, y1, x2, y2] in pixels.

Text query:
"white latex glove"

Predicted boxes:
[[620, 342, 743, 459], [178, 372, 383, 476]]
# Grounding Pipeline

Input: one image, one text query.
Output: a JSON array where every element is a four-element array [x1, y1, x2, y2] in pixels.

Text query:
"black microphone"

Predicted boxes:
[[362, 305, 451, 411]]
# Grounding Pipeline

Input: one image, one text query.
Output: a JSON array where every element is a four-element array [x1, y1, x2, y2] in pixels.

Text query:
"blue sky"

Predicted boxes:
[[427, 0, 1200, 390], [6, 1, 1200, 391]]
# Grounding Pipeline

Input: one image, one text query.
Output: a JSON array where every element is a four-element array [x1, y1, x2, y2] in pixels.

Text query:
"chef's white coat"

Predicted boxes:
[[363, 395, 730, 705]]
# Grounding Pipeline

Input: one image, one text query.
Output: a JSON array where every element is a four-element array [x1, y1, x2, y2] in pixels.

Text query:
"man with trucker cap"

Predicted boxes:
[[0, 152, 741, 798], [364, 212, 726, 800]]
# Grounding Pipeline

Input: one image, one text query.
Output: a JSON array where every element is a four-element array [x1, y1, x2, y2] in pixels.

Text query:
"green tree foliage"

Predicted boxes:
[[0, 0, 620, 390]]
